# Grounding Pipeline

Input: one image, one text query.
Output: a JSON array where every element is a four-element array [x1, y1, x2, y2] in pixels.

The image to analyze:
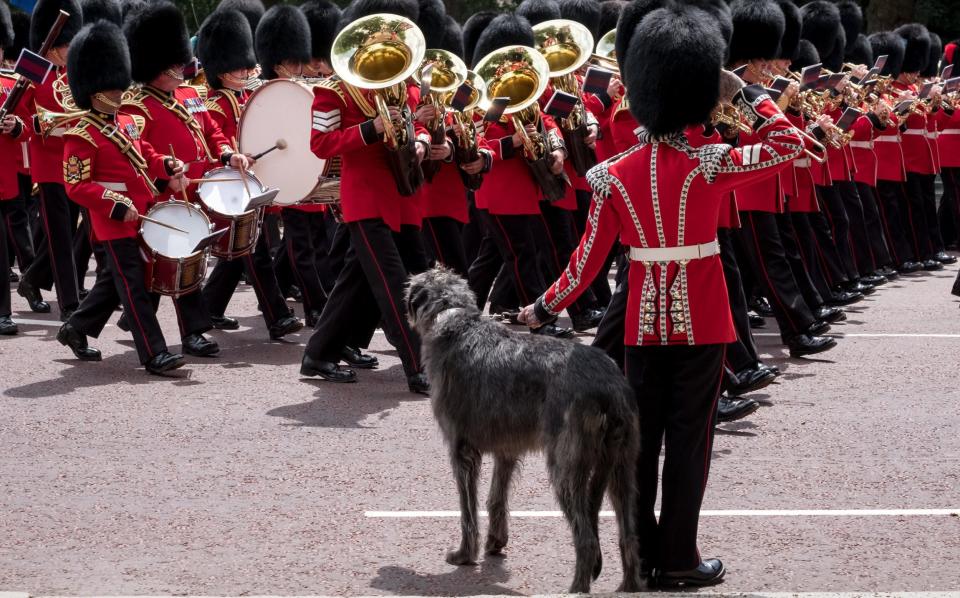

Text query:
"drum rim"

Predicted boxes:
[[139, 199, 212, 260]]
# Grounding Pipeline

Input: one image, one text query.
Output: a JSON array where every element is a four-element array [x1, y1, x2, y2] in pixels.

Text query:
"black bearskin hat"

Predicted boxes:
[[895, 23, 930, 74], [0, 2, 14, 49], [559, 0, 601, 40], [81, 0, 121, 25], [822, 20, 845, 71], [30, 0, 83, 50], [688, 0, 732, 48], [791, 38, 819, 71], [9, 9, 29, 55], [119, 0, 146, 23], [775, 0, 800, 61], [868, 31, 905, 78], [921, 32, 941, 78], [197, 9, 255, 89], [67, 21, 131, 109], [615, 0, 667, 74], [516, 0, 560, 26], [472, 13, 533, 66], [439, 15, 463, 57], [846, 33, 872, 67], [256, 4, 311, 80], [216, 0, 265, 38], [417, 0, 447, 47], [626, 5, 724, 136], [300, 0, 340, 62], [124, 1, 191, 83], [728, 0, 784, 64], [837, 0, 861, 54], [800, 1, 840, 63], [462, 11, 497, 67], [598, 1, 624, 37], [342, 0, 419, 25]]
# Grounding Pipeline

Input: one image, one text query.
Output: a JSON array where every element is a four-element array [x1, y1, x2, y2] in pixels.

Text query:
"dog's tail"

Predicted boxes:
[[604, 384, 643, 591]]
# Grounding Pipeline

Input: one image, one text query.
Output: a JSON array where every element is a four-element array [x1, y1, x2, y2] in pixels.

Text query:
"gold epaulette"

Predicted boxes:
[[130, 114, 146, 135], [121, 89, 152, 119], [205, 97, 227, 117], [315, 77, 347, 106], [182, 84, 208, 101], [63, 123, 97, 148]]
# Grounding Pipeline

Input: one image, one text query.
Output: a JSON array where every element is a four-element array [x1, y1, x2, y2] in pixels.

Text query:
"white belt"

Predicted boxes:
[[794, 158, 811, 168], [940, 128, 960, 135], [925, 131, 938, 139], [628, 240, 720, 263], [48, 127, 67, 138], [875, 135, 900, 142], [95, 182, 128, 192], [903, 129, 926, 136], [849, 141, 874, 149]]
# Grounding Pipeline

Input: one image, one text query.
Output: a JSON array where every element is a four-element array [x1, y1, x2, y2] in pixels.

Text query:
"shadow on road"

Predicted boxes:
[[370, 559, 521, 596], [3, 354, 193, 398]]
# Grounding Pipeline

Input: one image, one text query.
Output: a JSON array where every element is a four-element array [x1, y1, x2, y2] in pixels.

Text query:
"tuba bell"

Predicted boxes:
[[590, 28, 619, 75], [533, 19, 597, 177], [331, 12, 427, 196], [475, 44, 567, 201], [413, 48, 468, 181]]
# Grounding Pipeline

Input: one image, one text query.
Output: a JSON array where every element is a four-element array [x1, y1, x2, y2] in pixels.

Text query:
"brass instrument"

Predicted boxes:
[[35, 107, 88, 137], [331, 12, 427, 196], [475, 44, 566, 201], [441, 70, 488, 190], [710, 103, 751, 134], [413, 48, 468, 181], [533, 19, 596, 177], [52, 72, 79, 111], [589, 28, 619, 75]]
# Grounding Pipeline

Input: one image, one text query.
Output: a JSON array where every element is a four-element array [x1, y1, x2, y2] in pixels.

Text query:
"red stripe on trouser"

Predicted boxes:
[[356, 225, 419, 372], [874, 187, 901, 264], [537, 214, 563, 272], [105, 240, 154, 359], [747, 213, 799, 333], [38, 188, 64, 305], [426, 219, 446, 266], [492, 215, 531, 304], [243, 252, 275, 322], [902, 183, 923, 258], [172, 297, 187, 338]]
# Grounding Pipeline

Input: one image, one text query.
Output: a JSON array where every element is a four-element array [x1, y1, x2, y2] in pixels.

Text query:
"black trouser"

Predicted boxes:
[[22, 183, 80, 311], [903, 173, 935, 261], [855, 183, 894, 268], [939, 167, 960, 248], [202, 235, 293, 327], [0, 205, 10, 317], [1, 198, 36, 272], [422, 216, 469, 277], [536, 203, 596, 316], [875, 180, 916, 265], [816, 184, 859, 281], [282, 208, 330, 316], [69, 238, 167, 364], [718, 228, 759, 373], [474, 211, 546, 307], [917, 172, 944, 253], [462, 193, 483, 265], [147, 289, 211, 339], [305, 219, 427, 377], [262, 211, 294, 294], [835, 181, 875, 275], [467, 209, 505, 309], [777, 211, 824, 311], [738, 211, 815, 341], [592, 258, 629, 370], [791, 212, 836, 303], [625, 343, 724, 572], [805, 209, 851, 288]]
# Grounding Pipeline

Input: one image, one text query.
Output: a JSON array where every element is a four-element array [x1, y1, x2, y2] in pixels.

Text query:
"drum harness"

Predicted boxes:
[[82, 112, 160, 197]]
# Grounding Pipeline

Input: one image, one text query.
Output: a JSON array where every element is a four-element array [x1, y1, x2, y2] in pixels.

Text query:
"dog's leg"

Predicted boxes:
[[608, 431, 643, 592], [550, 450, 599, 594], [587, 455, 611, 581], [485, 454, 517, 556], [446, 439, 482, 566]]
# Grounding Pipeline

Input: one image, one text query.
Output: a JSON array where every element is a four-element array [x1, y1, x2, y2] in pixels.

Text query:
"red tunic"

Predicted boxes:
[[475, 114, 563, 216], [310, 77, 425, 230], [891, 81, 937, 175], [421, 113, 470, 222], [584, 89, 617, 161], [873, 107, 906, 182], [538, 89, 804, 346], [120, 85, 233, 203], [609, 97, 640, 154], [1, 74, 29, 199], [849, 113, 883, 187], [936, 107, 960, 168], [62, 112, 169, 241], [17, 68, 70, 184]]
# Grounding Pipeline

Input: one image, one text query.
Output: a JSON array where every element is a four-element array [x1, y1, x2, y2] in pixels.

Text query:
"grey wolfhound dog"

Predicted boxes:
[[406, 267, 643, 593]]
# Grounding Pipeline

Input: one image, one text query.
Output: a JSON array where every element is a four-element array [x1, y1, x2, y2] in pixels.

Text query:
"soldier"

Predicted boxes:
[[520, 5, 806, 585], [197, 7, 303, 339], [119, 1, 237, 357], [55, 20, 186, 373]]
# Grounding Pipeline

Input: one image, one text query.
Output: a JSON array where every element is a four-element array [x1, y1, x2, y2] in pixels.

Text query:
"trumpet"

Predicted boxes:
[[413, 48, 468, 180], [331, 12, 427, 196], [475, 44, 566, 201], [35, 107, 87, 137], [711, 103, 751, 134], [533, 19, 596, 176]]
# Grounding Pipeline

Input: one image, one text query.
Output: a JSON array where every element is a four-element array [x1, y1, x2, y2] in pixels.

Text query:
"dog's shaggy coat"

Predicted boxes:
[[406, 268, 642, 593]]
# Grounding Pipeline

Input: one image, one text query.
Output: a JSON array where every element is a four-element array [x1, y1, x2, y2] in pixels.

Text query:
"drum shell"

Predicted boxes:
[[204, 209, 259, 259], [139, 242, 208, 297]]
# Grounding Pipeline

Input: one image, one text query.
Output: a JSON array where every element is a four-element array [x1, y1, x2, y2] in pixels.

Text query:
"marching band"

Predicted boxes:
[[0, 0, 958, 402]]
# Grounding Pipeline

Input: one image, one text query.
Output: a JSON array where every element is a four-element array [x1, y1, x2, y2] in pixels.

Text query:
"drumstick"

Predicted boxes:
[[187, 177, 246, 184], [232, 136, 251, 197], [168, 143, 194, 218], [139, 215, 188, 234], [251, 139, 287, 161]]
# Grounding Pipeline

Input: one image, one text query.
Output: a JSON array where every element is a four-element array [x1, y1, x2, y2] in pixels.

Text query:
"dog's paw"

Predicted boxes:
[[592, 548, 603, 580], [445, 549, 478, 566], [484, 535, 507, 556], [616, 577, 643, 593]]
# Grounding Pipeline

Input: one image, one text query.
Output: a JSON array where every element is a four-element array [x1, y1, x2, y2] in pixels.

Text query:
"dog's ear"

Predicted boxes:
[[407, 285, 432, 321]]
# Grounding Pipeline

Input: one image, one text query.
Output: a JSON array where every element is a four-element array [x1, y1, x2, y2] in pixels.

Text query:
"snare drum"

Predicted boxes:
[[139, 200, 213, 297], [196, 167, 263, 259]]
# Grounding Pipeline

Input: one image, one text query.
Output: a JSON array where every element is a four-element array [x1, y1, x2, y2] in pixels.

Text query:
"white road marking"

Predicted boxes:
[[754, 332, 960, 338], [366, 508, 960, 518]]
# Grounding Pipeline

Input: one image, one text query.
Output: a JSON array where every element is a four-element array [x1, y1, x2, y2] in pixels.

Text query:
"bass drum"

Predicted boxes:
[[238, 79, 336, 206]]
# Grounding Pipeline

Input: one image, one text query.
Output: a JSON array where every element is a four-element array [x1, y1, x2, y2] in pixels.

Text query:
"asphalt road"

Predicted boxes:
[[1, 260, 958, 596]]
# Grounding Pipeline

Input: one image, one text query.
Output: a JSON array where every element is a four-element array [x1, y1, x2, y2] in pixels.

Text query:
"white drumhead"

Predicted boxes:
[[239, 79, 326, 206], [141, 202, 211, 258], [197, 167, 265, 215]]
